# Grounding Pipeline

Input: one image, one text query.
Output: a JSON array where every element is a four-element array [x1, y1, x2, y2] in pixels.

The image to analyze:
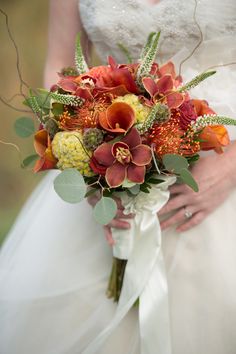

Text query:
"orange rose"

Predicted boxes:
[[199, 125, 230, 153]]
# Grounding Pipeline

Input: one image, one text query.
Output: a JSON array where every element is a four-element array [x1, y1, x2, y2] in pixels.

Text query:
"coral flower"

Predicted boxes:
[[192, 99, 216, 116], [99, 102, 135, 133], [92, 128, 152, 187], [33, 129, 57, 172], [199, 125, 230, 153], [86, 57, 140, 95], [142, 74, 184, 109]]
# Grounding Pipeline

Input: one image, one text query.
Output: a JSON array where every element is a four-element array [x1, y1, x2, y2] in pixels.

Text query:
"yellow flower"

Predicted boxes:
[[113, 94, 150, 124], [52, 131, 94, 176]]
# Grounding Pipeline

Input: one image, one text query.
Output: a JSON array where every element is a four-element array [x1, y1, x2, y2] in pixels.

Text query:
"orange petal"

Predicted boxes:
[[167, 92, 184, 109], [192, 99, 216, 116], [127, 164, 145, 184], [105, 162, 127, 187], [100, 102, 135, 133], [156, 75, 174, 94], [34, 129, 48, 157], [131, 145, 152, 166], [199, 125, 230, 153], [159, 61, 176, 79]]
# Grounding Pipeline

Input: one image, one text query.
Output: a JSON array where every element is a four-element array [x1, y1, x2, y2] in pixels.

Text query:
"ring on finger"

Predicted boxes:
[[183, 206, 193, 219]]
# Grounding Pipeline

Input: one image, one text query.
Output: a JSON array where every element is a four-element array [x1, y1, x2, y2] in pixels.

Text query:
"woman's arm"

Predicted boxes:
[[44, 0, 90, 89]]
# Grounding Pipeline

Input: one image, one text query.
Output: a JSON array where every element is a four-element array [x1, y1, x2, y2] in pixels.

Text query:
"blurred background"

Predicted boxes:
[[0, 1, 100, 246], [0, 1, 49, 245]]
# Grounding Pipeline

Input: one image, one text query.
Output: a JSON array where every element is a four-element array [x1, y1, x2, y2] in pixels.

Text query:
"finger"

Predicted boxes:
[[176, 211, 205, 232], [107, 219, 131, 230], [115, 210, 135, 219], [87, 194, 100, 207], [161, 206, 194, 230], [158, 194, 188, 216], [103, 226, 115, 246], [113, 196, 124, 210], [169, 183, 186, 195]]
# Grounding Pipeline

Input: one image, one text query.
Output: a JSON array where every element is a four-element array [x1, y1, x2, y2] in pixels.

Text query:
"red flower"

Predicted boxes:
[[142, 74, 184, 109], [178, 100, 198, 130], [99, 102, 135, 133], [33, 129, 58, 172], [86, 58, 140, 95], [192, 99, 216, 116], [92, 128, 152, 187]]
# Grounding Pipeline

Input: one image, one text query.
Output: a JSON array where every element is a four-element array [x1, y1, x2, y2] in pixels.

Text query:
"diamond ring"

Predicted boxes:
[[184, 207, 193, 219]]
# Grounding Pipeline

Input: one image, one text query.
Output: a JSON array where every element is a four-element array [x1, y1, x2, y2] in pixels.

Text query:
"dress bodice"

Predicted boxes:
[[79, 0, 236, 140], [79, 0, 236, 64]]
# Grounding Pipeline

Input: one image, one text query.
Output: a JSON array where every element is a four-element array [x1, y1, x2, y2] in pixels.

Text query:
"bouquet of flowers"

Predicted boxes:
[[17, 32, 236, 300]]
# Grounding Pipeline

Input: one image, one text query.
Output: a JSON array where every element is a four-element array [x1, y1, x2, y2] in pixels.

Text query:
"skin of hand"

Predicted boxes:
[[87, 194, 134, 245], [159, 142, 236, 232]]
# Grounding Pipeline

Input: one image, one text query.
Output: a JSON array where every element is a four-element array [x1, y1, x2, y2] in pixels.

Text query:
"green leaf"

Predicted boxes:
[[84, 188, 98, 198], [52, 103, 64, 116], [163, 154, 189, 173], [75, 32, 89, 74], [54, 168, 86, 203], [148, 178, 164, 184], [93, 197, 117, 225], [14, 117, 35, 138], [178, 71, 216, 92], [179, 168, 199, 192], [21, 154, 38, 168]]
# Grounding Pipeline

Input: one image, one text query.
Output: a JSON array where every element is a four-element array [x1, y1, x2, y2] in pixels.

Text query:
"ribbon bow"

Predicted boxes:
[[83, 176, 176, 354]]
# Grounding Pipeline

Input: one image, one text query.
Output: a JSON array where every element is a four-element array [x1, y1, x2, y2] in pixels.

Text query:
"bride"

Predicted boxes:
[[1, 0, 236, 353]]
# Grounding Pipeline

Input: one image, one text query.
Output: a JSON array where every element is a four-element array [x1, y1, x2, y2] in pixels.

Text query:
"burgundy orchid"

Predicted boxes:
[[142, 74, 184, 109], [91, 128, 152, 187]]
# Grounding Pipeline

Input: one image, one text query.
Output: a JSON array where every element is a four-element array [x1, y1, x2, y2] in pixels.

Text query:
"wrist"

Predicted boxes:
[[222, 140, 236, 188]]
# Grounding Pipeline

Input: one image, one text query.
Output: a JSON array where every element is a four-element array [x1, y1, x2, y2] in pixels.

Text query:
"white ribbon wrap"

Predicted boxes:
[[82, 176, 176, 354]]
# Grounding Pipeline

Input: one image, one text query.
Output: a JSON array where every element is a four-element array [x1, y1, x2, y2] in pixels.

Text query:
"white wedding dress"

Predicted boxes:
[[1, 1, 236, 353]]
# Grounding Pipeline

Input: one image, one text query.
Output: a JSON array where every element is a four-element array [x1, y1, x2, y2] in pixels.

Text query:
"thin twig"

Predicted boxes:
[[0, 138, 22, 163], [178, 0, 203, 76], [0, 95, 31, 113], [0, 8, 30, 98]]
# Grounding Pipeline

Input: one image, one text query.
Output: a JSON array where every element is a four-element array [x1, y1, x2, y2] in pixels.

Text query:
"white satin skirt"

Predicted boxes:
[[0, 169, 236, 354]]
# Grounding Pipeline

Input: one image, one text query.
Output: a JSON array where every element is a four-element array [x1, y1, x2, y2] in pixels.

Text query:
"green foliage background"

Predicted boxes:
[[0, 1, 52, 245], [0, 1, 101, 246]]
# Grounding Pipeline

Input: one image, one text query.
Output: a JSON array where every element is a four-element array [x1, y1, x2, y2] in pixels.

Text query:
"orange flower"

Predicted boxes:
[[192, 99, 216, 116], [33, 129, 57, 172], [199, 125, 230, 153], [99, 102, 135, 133]]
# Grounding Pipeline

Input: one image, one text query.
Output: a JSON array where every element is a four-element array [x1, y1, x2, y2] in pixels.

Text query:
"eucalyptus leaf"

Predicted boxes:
[[179, 168, 199, 192], [21, 154, 38, 168], [93, 197, 117, 225], [85, 188, 98, 198], [54, 168, 86, 203], [163, 154, 189, 173], [14, 117, 35, 138]]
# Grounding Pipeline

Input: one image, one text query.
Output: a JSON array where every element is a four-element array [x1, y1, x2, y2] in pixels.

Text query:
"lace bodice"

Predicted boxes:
[[79, 0, 236, 64]]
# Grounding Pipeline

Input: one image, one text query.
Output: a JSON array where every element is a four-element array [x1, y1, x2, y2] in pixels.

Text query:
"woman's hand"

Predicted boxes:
[[87, 193, 134, 245], [158, 147, 236, 232]]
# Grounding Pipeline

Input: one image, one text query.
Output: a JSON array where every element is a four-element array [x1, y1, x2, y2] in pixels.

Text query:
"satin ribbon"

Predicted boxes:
[[82, 176, 176, 354]]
